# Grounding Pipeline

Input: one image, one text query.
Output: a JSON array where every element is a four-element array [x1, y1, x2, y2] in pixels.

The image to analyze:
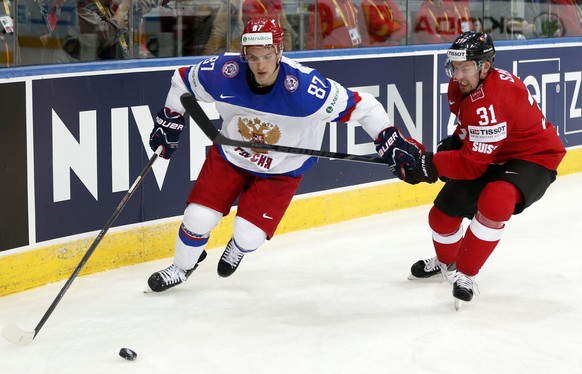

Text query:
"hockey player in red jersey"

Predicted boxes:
[[384, 32, 566, 308]]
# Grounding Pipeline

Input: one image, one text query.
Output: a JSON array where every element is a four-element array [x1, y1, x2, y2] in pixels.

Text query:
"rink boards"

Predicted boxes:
[[0, 39, 581, 296]]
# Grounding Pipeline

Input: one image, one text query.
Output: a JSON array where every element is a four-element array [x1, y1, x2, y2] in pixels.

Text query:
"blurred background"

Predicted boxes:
[[1, 0, 580, 67]]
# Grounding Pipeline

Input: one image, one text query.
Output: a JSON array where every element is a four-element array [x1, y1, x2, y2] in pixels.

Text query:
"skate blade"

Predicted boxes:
[[454, 298, 464, 311], [143, 285, 172, 294], [143, 285, 155, 294], [408, 274, 441, 282], [407, 272, 454, 282]]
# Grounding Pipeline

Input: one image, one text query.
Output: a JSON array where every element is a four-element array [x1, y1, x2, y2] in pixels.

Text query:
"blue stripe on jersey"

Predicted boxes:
[[178, 224, 209, 247], [217, 145, 318, 178], [196, 55, 332, 117]]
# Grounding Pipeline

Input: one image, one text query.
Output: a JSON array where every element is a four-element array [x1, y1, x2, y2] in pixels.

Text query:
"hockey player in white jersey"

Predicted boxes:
[[146, 17, 422, 292]]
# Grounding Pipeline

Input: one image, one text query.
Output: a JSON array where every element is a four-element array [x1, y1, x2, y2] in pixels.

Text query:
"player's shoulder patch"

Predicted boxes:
[[221, 60, 240, 78], [284, 74, 299, 92], [470, 86, 485, 102], [277, 59, 331, 116], [279, 58, 316, 95], [197, 54, 241, 79]]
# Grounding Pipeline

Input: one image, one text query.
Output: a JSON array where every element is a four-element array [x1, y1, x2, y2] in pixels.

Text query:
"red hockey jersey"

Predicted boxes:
[[434, 68, 566, 180]]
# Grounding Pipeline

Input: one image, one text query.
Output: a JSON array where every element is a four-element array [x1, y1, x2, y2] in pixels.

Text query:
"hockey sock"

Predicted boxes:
[[455, 217, 503, 276], [429, 205, 463, 264], [455, 181, 519, 276], [174, 223, 209, 270], [174, 203, 223, 270], [433, 227, 463, 265]]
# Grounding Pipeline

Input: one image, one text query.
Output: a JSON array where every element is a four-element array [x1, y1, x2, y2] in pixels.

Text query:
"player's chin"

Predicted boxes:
[[458, 85, 473, 95], [256, 71, 270, 79]]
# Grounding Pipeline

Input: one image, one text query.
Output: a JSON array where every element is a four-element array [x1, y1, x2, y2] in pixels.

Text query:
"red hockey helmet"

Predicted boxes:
[[240, 17, 284, 62]]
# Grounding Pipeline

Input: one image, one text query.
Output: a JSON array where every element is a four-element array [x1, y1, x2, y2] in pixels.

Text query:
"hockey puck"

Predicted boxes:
[[119, 347, 137, 361]]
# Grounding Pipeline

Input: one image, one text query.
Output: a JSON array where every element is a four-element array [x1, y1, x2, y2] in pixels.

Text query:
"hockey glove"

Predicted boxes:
[[375, 127, 424, 180], [437, 135, 463, 152], [402, 152, 439, 185], [149, 107, 185, 159], [435, 135, 462, 182]]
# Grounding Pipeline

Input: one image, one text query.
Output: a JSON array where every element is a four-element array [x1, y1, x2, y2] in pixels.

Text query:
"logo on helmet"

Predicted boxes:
[[242, 33, 274, 46], [447, 50, 467, 61]]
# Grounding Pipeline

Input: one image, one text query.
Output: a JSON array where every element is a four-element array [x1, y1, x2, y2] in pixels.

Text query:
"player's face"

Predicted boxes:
[[246, 46, 279, 87], [451, 60, 490, 95]]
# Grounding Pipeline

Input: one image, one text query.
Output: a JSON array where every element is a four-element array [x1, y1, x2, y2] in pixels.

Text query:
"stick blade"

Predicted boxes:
[[2, 324, 35, 345]]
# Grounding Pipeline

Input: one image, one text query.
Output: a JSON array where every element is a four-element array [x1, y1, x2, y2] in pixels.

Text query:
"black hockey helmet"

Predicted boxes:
[[445, 32, 495, 77]]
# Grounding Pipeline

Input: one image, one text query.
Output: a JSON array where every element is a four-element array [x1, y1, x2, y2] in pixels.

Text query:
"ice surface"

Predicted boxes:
[[1, 173, 581, 374]]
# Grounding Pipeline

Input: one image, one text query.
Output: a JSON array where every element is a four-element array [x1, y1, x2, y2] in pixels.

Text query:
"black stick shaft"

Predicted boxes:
[[31, 146, 162, 339], [180, 93, 387, 165]]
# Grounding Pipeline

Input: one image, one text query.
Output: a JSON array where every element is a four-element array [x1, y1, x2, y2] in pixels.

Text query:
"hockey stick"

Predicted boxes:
[[180, 93, 387, 165], [2, 146, 163, 345]]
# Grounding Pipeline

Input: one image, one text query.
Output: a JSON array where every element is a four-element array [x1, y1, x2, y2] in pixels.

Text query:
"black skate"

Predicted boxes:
[[451, 271, 479, 310], [217, 239, 245, 278], [147, 250, 207, 292], [408, 256, 456, 281]]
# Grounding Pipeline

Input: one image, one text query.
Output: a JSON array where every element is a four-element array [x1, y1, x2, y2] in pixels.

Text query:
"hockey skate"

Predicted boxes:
[[408, 256, 456, 281], [146, 250, 207, 292], [451, 271, 479, 310], [217, 239, 245, 278]]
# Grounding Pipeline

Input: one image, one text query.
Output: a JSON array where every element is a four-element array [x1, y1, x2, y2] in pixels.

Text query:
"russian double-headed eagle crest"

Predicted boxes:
[[237, 117, 281, 153]]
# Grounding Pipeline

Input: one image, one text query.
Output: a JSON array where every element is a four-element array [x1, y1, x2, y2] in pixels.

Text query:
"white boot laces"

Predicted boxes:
[[424, 257, 449, 282], [159, 265, 186, 285], [222, 241, 244, 267], [450, 271, 480, 295]]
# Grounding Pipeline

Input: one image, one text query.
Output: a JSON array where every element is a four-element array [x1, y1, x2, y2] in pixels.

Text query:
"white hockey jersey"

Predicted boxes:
[[164, 53, 391, 176]]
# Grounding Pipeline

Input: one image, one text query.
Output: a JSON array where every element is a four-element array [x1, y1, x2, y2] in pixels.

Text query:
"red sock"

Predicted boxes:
[[456, 181, 521, 275], [429, 206, 463, 264], [433, 227, 463, 265], [456, 218, 502, 276]]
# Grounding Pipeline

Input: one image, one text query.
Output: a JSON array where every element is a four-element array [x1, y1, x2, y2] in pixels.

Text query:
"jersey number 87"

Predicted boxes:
[[307, 76, 328, 99]]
